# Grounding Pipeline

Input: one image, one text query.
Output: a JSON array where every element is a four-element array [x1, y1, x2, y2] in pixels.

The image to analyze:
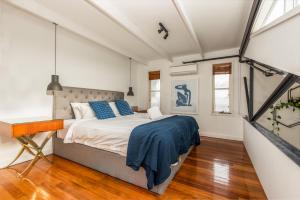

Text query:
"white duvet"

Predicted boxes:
[[62, 113, 169, 157]]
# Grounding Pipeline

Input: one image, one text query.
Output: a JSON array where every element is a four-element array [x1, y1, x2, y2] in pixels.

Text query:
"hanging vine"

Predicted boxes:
[[267, 97, 300, 135]]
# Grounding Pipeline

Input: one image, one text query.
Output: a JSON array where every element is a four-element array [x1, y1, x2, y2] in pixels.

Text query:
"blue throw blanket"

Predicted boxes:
[[126, 115, 200, 189]]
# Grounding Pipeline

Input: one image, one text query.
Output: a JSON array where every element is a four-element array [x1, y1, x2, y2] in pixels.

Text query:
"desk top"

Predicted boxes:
[[0, 117, 53, 124], [0, 117, 63, 138]]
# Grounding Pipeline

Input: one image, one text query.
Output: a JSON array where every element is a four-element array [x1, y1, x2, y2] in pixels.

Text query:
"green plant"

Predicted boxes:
[[267, 98, 300, 135]]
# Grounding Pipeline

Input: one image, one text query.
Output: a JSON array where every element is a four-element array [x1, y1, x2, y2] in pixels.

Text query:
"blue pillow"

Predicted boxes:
[[89, 101, 116, 119], [115, 100, 133, 116]]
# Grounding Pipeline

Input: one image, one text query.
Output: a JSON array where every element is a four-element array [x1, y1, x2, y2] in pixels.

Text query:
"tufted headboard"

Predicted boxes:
[[53, 86, 124, 119]]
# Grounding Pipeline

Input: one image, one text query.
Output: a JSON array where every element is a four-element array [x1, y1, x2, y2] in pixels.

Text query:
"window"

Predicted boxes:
[[212, 63, 232, 114], [149, 71, 160, 107], [253, 0, 300, 32]]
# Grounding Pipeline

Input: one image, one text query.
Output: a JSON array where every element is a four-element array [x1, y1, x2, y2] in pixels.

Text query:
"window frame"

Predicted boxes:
[[252, 0, 300, 34], [149, 80, 161, 107], [148, 71, 161, 108], [212, 63, 234, 115]]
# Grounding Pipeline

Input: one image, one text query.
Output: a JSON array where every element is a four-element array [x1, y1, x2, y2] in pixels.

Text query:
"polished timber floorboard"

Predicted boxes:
[[0, 137, 267, 200]]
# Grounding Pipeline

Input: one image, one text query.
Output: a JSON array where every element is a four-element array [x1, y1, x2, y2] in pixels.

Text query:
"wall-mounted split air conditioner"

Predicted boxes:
[[170, 64, 198, 76]]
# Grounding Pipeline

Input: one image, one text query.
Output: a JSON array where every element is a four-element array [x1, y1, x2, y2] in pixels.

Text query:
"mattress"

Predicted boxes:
[[58, 113, 169, 157], [57, 119, 76, 139]]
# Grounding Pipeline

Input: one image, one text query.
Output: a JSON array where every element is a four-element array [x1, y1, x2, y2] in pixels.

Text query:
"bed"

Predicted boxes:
[[52, 86, 199, 194]]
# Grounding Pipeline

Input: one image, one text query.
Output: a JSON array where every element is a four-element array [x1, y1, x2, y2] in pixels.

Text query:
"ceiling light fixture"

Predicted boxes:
[[47, 23, 63, 94], [127, 57, 134, 96], [158, 22, 169, 40]]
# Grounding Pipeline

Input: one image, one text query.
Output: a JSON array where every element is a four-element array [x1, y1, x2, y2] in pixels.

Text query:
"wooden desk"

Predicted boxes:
[[0, 118, 63, 177]]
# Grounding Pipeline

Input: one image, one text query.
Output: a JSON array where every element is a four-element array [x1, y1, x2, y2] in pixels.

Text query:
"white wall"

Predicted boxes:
[[136, 49, 249, 141], [243, 9, 300, 199], [244, 120, 300, 200], [0, 2, 136, 168], [245, 10, 300, 76]]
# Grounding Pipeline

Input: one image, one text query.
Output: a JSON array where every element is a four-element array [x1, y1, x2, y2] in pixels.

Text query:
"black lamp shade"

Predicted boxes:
[[47, 75, 63, 91], [127, 87, 134, 96]]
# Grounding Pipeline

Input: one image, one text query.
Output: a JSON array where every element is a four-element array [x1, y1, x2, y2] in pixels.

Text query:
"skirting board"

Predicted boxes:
[[201, 131, 243, 141], [0, 146, 53, 169]]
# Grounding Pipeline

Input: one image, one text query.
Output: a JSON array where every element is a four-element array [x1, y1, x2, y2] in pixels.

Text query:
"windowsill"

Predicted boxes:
[[211, 112, 234, 117], [251, 5, 300, 38]]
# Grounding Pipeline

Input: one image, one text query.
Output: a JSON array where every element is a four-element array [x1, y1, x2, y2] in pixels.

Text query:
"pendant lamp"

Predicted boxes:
[[47, 23, 62, 93], [127, 58, 134, 96]]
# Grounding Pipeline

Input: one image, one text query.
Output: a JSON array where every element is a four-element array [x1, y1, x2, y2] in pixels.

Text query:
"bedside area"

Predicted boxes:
[[132, 106, 147, 113], [0, 118, 63, 177]]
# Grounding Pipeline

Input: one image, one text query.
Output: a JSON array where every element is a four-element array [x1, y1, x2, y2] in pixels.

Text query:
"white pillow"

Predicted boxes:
[[71, 103, 96, 119], [147, 106, 163, 120], [109, 102, 121, 117], [70, 103, 82, 119], [79, 103, 96, 119]]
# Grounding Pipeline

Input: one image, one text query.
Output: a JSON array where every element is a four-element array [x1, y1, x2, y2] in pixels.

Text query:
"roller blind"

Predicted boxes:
[[213, 63, 232, 75], [149, 71, 160, 80]]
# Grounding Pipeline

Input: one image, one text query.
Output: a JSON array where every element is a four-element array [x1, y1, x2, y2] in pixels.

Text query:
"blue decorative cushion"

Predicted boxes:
[[115, 100, 133, 116], [89, 101, 116, 119]]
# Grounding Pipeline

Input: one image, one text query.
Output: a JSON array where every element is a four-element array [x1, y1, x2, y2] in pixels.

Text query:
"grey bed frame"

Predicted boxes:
[[52, 86, 192, 194]]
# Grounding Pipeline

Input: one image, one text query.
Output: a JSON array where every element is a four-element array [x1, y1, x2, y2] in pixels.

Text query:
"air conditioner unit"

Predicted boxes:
[[170, 64, 197, 76]]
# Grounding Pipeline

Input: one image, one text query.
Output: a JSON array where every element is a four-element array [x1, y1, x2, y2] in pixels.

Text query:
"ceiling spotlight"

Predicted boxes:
[[158, 28, 163, 34], [158, 22, 169, 40], [163, 32, 169, 39]]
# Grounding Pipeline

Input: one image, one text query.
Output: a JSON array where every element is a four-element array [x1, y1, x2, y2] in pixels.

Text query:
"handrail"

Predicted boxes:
[[249, 120, 300, 167], [243, 77, 250, 117], [274, 119, 300, 128], [250, 74, 298, 122]]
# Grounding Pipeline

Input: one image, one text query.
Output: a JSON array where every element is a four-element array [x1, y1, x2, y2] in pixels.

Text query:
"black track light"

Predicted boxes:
[[158, 22, 169, 40], [163, 32, 169, 39]]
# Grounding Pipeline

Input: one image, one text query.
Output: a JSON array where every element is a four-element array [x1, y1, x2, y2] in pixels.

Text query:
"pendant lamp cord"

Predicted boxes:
[[54, 23, 57, 75], [129, 58, 132, 86]]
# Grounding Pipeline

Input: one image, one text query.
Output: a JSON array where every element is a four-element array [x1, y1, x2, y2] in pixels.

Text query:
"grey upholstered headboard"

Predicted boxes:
[[54, 86, 124, 119]]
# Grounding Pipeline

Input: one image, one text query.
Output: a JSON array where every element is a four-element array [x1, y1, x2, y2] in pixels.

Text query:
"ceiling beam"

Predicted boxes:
[[85, 0, 172, 61], [171, 0, 203, 57], [5, 0, 148, 64]]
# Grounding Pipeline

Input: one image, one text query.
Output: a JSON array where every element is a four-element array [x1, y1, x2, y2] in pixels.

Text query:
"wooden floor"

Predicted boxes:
[[0, 137, 266, 200]]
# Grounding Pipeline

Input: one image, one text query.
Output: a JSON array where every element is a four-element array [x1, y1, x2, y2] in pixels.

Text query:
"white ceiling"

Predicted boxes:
[[7, 0, 252, 63], [37, 0, 161, 61], [108, 0, 201, 57], [181, 0, 253, 52]]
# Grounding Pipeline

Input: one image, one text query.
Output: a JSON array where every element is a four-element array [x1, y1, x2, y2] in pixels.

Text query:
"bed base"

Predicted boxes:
[[53, 136, 192, 194], [52, 86, 191, 194]]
